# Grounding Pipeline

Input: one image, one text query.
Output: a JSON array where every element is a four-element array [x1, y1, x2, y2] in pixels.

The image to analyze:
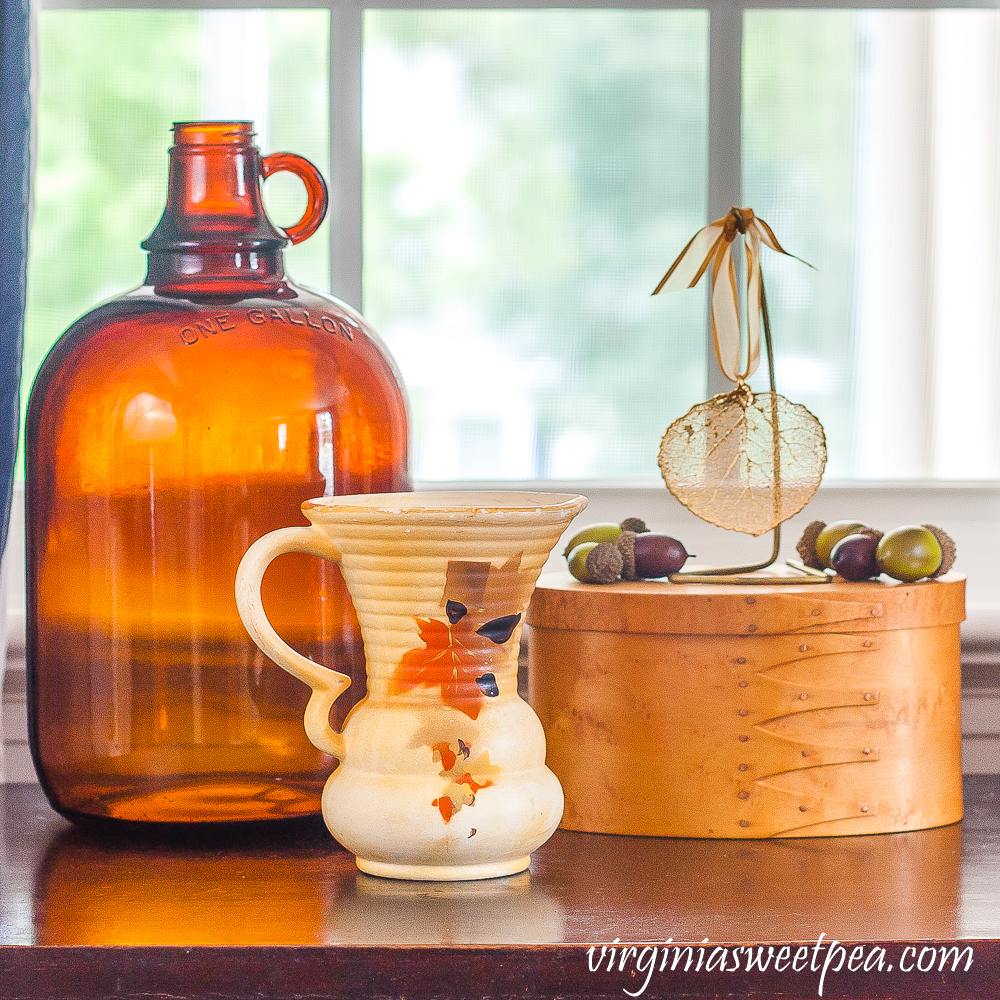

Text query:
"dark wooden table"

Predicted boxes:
[[0, 778, 997, 999]]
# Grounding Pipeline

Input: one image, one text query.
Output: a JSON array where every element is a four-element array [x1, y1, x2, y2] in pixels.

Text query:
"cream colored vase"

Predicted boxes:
[[235, 490, 587, 881]]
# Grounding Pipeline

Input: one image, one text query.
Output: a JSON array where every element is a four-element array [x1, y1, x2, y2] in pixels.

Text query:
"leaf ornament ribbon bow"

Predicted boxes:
[[652, 207, 827, 542], [653, 207, 805, 384]]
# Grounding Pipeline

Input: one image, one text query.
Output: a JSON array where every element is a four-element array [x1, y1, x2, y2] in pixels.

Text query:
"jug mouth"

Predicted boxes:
[[303, 491, 588, 516], [171, 121, 256, 146]]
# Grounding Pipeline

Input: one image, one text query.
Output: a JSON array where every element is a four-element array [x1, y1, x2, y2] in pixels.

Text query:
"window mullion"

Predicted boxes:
[[330, 0, 364, 309], [706, 0, 743, 398]]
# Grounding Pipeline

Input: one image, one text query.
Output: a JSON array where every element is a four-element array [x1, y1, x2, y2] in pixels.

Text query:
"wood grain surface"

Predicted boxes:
[[528, 573, 965, 839], [0, 779, 998, 998]]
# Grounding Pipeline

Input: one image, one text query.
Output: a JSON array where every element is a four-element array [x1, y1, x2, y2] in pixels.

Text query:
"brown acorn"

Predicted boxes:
[[924, 524, 957, 577], [619, 517, 650, 534], [567, 540, 624, 584], [587, 542, 623, 583], [616, 530, 637, 581], [796, 520, 826, 570]]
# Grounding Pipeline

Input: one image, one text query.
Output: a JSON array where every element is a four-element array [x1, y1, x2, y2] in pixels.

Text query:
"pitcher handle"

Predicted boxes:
[[261, 152, 329, 245], [235, 526, 349, 760]]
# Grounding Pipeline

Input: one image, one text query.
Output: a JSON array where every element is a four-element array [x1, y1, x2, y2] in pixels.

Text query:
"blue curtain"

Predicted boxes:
[[0, 0, 30, 558]]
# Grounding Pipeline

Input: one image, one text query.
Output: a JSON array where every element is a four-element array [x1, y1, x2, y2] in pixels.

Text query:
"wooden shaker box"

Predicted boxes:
[[527, 573, 965, 838]]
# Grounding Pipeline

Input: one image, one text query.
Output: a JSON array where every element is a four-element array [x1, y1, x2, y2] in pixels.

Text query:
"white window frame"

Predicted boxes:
[[8, 0, 998, 780]]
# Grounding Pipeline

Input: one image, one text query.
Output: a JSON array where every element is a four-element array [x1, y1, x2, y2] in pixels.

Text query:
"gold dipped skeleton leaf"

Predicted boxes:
[[653, 208, 826, 538]]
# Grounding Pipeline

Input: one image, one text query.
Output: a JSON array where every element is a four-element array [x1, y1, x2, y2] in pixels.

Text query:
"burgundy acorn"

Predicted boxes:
[[830, 533, 880, 582], [633, 533, 690, 579]]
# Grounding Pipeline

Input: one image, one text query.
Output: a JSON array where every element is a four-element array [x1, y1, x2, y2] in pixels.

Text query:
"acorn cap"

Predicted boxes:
[[857, 526, 884, 544], [619, 517, 650, 534], [796, 521, 827, 570], [616, 530, 637, 581], [586, 542, 624, 584], [924, 524, 956, 577]]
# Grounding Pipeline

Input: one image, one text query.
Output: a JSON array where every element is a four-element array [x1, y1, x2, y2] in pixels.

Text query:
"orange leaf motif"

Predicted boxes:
[[432, 796, 455, 822], [428, 741, 500, 824], [392, 616, 493, 719], [457, 773, 493, 794], [432, 741, 457, 772]]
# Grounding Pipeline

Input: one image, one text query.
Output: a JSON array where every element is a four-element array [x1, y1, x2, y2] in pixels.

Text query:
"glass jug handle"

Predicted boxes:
[[261, 152, 329, 245]]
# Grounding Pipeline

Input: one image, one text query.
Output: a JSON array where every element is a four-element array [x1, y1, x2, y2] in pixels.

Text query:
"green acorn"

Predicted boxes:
[[876, 525, 953, 582], [562, 523, 622, 558]]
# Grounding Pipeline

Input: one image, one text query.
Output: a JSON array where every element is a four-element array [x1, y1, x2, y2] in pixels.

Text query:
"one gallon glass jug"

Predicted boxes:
[[26, 122, 410, 824]]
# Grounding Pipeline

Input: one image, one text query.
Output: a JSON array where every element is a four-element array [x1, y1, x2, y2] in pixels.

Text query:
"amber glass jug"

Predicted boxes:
[[26, 122, 410, 825]]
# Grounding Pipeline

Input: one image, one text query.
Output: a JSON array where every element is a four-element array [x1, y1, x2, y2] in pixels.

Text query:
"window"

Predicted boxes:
[[17, 2, 1000, 656], [25, 0, 1000, 483], [362, 8, 709, 480]]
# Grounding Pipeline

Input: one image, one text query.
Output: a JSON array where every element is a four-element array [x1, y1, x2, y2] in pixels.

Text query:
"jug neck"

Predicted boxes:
[[142, 122, 289, 296]]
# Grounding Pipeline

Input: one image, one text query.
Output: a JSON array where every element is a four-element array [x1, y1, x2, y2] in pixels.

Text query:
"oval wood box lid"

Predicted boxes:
[[527, 571, 966, 636]]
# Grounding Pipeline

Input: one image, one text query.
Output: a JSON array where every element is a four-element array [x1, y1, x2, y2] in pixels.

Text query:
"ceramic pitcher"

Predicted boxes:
[[235, 491, 587, 881]]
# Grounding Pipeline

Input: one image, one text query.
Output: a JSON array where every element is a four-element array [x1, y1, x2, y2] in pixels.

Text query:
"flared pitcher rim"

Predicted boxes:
[[302, 490, 588, 516]]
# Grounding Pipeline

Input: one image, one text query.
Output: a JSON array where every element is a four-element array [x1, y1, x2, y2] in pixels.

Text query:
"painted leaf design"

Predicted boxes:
[[392, 616, 493, 719], [429, 742, 500, 823], [432, 741, 457, 772], [394, 554, 529, 719], [475, 673, 499, 698], [457, 773, 493, 794], [475, 613, 521, 644], [432, 796, 455, 822], [445, 600, 467, 624]]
